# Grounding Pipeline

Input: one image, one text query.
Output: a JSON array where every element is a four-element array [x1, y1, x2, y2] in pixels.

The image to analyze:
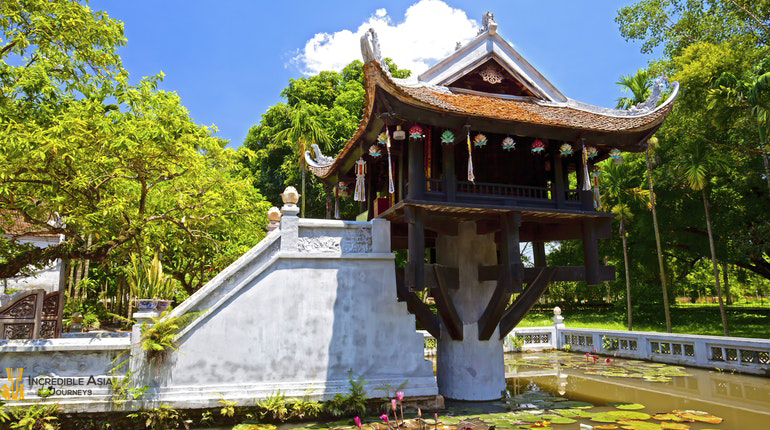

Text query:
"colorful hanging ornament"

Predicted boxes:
[[582, 143, 592, 191], [392, 125, 406, 141], [473, 133, 488, 148], [609, 148, 623, 163], [441, 130, 455, 144], [377, 132, 388, 146], [531, 139, 546, 154], [409, 125, 424, 139], [466, 129, 475, 182], [591, 171, 602, 208], [586, 146, 598, 159], [386, 126, 395, 194], [368, 145, 382, 157], [354, 157, 366, 202], [560, 143, 573, 157], [501, 136, 516, 151]]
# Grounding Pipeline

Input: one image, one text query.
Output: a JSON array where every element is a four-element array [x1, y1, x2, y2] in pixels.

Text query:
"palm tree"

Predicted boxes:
[[601, 161, 650, 331], [274, 102, 331, 217], [676, 140, 729, 336], [617, 70, 672, 332], [616, 69, 651, 109]]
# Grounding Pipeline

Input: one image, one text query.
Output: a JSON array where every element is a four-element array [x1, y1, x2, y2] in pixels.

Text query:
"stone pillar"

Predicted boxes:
[[435, 221, 505, 400], [280, 186, 300, 252]]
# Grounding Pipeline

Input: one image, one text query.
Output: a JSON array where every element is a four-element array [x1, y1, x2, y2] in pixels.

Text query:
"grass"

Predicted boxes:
[[518, 305, 770, 339]]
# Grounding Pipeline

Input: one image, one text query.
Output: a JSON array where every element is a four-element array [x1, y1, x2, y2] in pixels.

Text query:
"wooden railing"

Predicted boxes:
[[456, 181, 549, 199], [0, 289, 63, 339]]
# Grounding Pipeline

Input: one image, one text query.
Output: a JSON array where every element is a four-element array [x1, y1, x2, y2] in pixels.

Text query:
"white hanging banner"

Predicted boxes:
[[582, 142, 592, 191], [467, 130, 475, 183], [354, 157, 366, 202], [386, 126, 395, 194]]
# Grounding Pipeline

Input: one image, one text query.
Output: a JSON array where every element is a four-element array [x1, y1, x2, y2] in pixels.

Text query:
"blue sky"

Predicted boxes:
[[91, 0, 657, 146]]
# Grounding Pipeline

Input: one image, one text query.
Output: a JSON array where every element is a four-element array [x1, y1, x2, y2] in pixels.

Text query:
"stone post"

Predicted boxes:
[[371, 218, 391, 253], [266, 206, 281, 232], [280, 186, 300, 252], [552, 306, 564, 328]]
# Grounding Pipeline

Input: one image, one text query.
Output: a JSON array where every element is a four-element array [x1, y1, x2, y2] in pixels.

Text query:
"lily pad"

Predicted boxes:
[[617, 420, 662, 430], [650, 414, 683, 422], [676, 413, 723, 424], [660, 423, 690, 429], [594, 426, 620, 430], [592, 411, 652, 423], [609, 402, 646, 410]]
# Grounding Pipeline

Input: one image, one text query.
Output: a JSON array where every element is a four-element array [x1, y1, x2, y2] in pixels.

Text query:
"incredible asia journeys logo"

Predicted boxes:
[[2, 367, 111, 400]]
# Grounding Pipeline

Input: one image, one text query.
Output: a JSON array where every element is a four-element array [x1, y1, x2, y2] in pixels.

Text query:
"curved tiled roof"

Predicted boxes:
[[308, 61, 678, 179]]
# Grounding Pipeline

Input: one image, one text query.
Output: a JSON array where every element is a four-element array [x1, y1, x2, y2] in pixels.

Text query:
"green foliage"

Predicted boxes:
[[218, 398, 237, 418], [255, 391, 289, 422], [242, 59, 411, 219], [127, 252, 176, 300], [7, 403, 59, 430], [287, 393, 323, 420], [0, 400, 9, 423], [140, 311, 201, 367], [0, 0, 270, 297], [324, 370, 367, 418], [127, 404, 184, 430], [508, 335, 524, 350]]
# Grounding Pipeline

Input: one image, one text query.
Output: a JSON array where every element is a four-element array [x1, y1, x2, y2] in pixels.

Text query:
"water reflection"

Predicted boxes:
[[505, 351, 770, 429]]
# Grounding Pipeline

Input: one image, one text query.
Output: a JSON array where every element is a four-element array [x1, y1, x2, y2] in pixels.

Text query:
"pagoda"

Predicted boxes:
[[306, 13, 678, 400]]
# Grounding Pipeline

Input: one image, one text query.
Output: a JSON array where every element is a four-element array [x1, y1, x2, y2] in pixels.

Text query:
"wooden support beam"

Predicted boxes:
[[499, 267, 557, 338], [442, 140, 456, 202], [431, 264, 459, 290], [405, 206, 425, 291], [553, 152, 566, 208], [396, 268, 441, 339], [533, 242, 547, 267], [429, 264, 463, 340], [408, 131, 425, 200], [478, 212, 522, 340], [582, 218, 601, 285], [479, 265, 615, 283]]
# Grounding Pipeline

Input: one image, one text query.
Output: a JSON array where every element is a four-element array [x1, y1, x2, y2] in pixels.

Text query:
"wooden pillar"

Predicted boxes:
[[533, 241, 547, 267], [582, 218, 601, 285], [405, 206, 425, 291], [366, 162, 375, 220], [442, 141, 456, 201], [553, 152, 566, 208], [398, 148, 405, 202], [576, 145, 585, 190], [408, 135, 425, 200]]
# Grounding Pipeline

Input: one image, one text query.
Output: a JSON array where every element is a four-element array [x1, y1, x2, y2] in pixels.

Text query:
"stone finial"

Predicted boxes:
[[280, 186, 300, 216], [552, 306, 564, 327], [281, 186, 300, 205], [266, 206, 281, 231]]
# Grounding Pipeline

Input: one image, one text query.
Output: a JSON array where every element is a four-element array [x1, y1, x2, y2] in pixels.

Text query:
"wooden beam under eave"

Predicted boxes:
[[499, 267, 557, 338], [430, 264, 463, 340], [395, 268, 441, 338]]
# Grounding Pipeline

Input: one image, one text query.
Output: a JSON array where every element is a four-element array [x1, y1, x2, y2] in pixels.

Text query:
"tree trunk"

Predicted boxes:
[[763, 152, 770, 197], [646, 150, 671, 332], [702, 188, 729, 336], [301, 166, 306, 218], [620, 209, 632, 331], [722, 261, 731, 305]]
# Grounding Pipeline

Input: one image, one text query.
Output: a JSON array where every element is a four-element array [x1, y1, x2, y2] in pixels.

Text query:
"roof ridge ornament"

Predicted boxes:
[[480, 12, 497, 35], [304, 143, 334, 168], [628, 76, 666, 114], [360, 28, 391, 77]]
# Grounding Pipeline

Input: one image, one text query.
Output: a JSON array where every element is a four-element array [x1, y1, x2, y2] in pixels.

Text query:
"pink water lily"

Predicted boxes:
[[354, 416, 362, 429], [397, 391, 404, 402], [392, 398, 398, 411], [381, 414, 389, 423]]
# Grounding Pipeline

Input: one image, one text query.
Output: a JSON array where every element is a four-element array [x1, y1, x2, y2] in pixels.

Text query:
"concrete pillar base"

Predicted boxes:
[[436, 324, 505, 400]]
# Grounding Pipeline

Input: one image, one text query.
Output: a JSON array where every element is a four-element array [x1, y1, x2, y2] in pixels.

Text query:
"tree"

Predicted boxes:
[[600, 161, 650, 331], [615, 69, 673, 332], [0, 1, 270, 298], [675, 140, 730, 335], [273, 102, 331, 218]]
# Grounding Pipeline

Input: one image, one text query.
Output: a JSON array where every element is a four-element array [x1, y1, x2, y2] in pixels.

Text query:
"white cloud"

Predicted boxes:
[[292, 0, 479, 77]]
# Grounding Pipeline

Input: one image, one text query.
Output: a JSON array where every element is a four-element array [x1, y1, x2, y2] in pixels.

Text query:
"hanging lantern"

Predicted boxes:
[[610, 148, 623, 164], [586, 146, 599, 159], [531, 138, 546, 154], [354, 157, 366, 202], [338, 182, 350, 197], [392, 125, 406, 141], [377, 132, 388, 146], [559, 143, 573, 157], [473, 133, 488, 148], [369, 145, 382, 157], [441, 130, 455, 144], [501, 136, 516, 151], [409, 125, 424, 139]]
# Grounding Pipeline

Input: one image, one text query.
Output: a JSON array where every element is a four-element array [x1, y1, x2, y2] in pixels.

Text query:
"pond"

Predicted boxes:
[[206, 351, 770, 429]]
